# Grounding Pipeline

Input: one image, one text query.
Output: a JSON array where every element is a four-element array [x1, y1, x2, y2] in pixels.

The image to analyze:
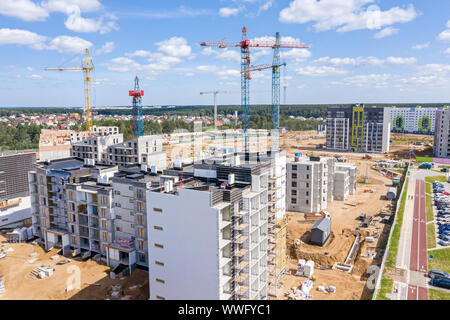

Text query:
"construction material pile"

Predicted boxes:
[[28, 266, 54, 279]]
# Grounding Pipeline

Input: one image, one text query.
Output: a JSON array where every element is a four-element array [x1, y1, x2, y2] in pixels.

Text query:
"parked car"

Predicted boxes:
[[431, 278, 450, 289], [439, 240, 450, 246], [428, 270, 449, 279]]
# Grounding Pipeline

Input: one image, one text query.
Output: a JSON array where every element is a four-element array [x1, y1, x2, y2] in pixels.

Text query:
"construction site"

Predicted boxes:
[[0, 22, 437, 301]]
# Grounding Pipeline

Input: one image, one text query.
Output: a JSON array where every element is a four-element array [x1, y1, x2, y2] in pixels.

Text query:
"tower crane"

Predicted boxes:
[[45, 48, 95, 136], [200, 27, 308, 152], [199, 90, 234, 129], [129, 76, 144, 137]]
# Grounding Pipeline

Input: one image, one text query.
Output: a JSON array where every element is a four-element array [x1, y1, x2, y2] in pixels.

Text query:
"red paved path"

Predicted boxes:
[[407, 180, 428, 300]]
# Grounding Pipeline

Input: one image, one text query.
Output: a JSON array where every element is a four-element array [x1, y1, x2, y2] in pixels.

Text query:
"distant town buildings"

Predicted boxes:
[[326, 104, 391, 153]]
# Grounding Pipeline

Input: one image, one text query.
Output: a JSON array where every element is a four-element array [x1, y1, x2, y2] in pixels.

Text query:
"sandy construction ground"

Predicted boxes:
[[0, 234, 148, 300]]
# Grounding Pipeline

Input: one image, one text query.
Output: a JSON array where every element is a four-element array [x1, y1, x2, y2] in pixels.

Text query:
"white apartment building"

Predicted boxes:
[[391, 107, 445, 135], [286, 156, 328, 214], [286, 156, 358, 213], [145, 152, 285, 300], [434, 108, 450, 158]]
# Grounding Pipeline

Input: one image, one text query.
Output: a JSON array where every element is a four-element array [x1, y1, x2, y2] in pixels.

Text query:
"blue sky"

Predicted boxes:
[[0, 0, 449, 107]]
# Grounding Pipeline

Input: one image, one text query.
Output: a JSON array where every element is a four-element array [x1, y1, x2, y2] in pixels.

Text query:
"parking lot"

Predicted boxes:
[[431, 180, 450, 249]]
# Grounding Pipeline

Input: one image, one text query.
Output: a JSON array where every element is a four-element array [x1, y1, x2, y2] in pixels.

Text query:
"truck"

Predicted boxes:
[[419, 163, 433, 169]]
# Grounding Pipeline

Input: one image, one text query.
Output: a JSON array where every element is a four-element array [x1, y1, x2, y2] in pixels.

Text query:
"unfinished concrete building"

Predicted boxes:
[[145, 151, 285, 300], [70, 126, 120, 143], [286, 156, 328, 214], [29, 158, 119, 258], [103, 135, 167, 170], [286, 156, 358, 213], [434, 108, 450, 158], [71, 134, 123, 162]]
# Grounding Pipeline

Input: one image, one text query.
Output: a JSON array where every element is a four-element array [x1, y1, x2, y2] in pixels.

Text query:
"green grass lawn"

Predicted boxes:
[[428, 248, 450, 273], [427, 223, 436, 249], [426, 193, 434, 222], [377, 277, 394, 300], [429, 289, 450, 300], [425, 176, 447, 184], [425, 182, 431, 194]]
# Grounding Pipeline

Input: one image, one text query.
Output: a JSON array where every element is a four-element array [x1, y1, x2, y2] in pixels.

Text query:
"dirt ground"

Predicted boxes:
[[273, 130, 412, 300], [0, 234, 149, 300]]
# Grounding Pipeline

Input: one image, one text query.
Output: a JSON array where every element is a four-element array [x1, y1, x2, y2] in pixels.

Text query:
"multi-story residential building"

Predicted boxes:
[[28, 158, 119, 258], [434, 108, 450, 158], [108, 165, 161, 271], [71, 134, 123, 162], [0, 152, 36, 200], [391, 106, 447, 135], [286, 156, 328, 214], [102, 135, 167, 170], [326, 105, 391, 153], [145, 151, 286, 300], [286, 156, 358, 213], [39, 129, 73, 161], [70, 126, 120, 143]]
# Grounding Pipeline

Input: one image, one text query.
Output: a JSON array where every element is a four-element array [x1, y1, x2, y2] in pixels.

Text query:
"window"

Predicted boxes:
[[137, 201, 145, 212], [154, 243, 164, 249], [291, 198, 296, 204], [306, 166, 310, 171], [291, 182, 297, 188], [306, 191, 309, 196], [306, 200, 309, 205], [306, 174, 310, 179], [154, 226, 163, 231], [137, 215, 145, 225], [291, 165, 297, 171], [155, 261, 164, 267], [156, 296, 165, 300], [291, 190, 297, 196], [138, 240, 145, 250], [102, 232, 108, 242], [138, 228, 146, 238], [153, 208, 163, 213], [291, 173, 297, 179], [155, 278, 165, 284]]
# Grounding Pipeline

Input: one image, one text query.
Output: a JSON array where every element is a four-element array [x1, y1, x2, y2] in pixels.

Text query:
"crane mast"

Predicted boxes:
[[129, 76, 144, 137], [45, 48, 95, 136]]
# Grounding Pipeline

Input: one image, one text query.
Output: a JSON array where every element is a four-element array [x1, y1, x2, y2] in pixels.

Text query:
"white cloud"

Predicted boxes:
[[202, 47, 241, 62], [279, 0, 418, 33], [28, 74, 43, 80], [0, 28, 48, 50], [314, 56, 416, 67], [156, 37, 191, 57], [95, 41, 115, 55], [374, 27, 399, 39], [0, 0, 118, 34], [196, 65, 219, 72], [44, 0, 103, 14], [282, 48, 312, 62], [412, 42, 430, 50], [48, 35, 93, 53], [445, 48, 450, 55], [219, 7, 242, 17], [295, 65, 348, 76], [257, 0, 274, 14], [64, 7, 118, 34], [331, 73, 391, 88], [0, 0, 49, 21], [126, 50, 152, 58], [216, 69, 240, 80], [438, 21, 450, 42], [185, 72, 195, 77], [26, 66, 33, 71]]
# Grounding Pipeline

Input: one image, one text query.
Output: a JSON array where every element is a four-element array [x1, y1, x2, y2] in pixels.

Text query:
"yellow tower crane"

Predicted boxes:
[[46, 48, 95, 136]]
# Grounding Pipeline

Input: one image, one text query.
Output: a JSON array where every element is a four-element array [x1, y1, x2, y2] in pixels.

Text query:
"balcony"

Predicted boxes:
[[236, 285, 249, 296], [234, 235, 248, 245], [234, 260, 249, 271], [234, 223, 249, 232], [235, 272, 248, 284], [234, 248, 248, 258]]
